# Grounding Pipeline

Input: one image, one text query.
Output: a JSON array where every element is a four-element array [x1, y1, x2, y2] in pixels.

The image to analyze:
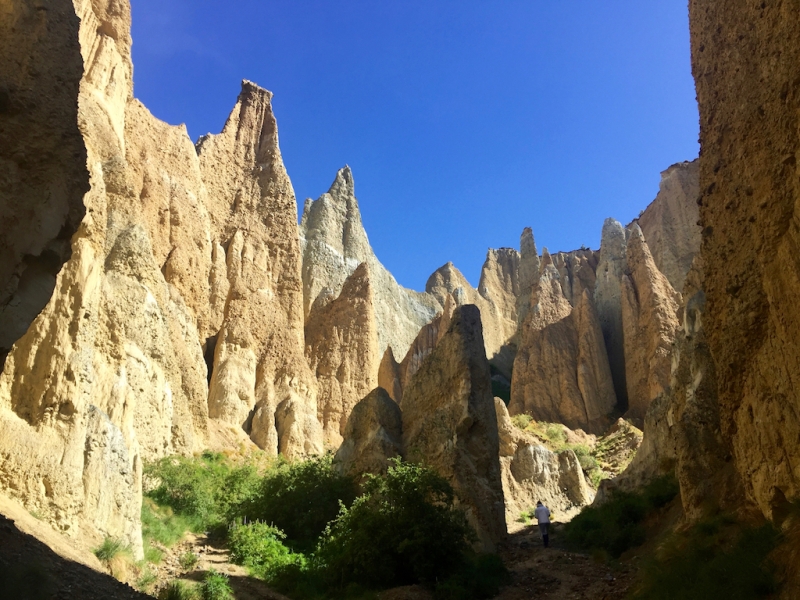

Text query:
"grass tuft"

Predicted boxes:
[[201, 569, 234, 600], [159, 580, 199, 600]]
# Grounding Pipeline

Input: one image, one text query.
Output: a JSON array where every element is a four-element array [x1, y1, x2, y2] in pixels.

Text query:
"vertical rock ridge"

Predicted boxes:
[[305, 263, 379, 447]]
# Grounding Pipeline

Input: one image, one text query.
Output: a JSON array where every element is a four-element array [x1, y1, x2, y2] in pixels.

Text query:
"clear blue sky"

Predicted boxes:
[[130, 1, 698, 291]]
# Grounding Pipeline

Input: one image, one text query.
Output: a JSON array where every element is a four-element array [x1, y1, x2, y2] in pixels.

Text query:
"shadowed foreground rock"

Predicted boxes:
[[401, 305, 506, 551], [334, 387, 403, 479]]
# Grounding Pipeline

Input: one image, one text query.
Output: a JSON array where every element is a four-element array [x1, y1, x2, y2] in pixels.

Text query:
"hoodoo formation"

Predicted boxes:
[[2, 0, 800, 597]]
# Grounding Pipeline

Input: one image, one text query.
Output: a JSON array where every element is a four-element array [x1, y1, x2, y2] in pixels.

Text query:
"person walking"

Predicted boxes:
[[534, 501, 551, 548]]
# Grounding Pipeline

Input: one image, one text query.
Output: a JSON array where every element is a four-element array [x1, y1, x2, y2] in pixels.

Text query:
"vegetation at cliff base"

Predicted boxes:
[[143, 452, 507, 599], [564, 474, 679, 557], [631, 516, 780, 599]]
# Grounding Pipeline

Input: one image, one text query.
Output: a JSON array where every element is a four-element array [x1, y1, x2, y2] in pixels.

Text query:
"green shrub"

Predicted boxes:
[[315, 459, 476, 590], [144, 542, 164, 564], [142, 499, 197, 547], [511, 414, 532, 429], [159, 580, 199, 600], [234, 454, 356, 552], [136, 567, 157, 592], [145, 451, 260, 530], [201, 570, 234, 600], [228, 521, 306, 580], [564, 474, 678, 558], [93, 537, 127, 563], [179, 551, 199, 571], [632, 520, 780, 599]]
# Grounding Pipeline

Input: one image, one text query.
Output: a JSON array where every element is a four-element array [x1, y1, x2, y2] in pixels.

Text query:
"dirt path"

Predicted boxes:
[[494, 523, 636, 600]]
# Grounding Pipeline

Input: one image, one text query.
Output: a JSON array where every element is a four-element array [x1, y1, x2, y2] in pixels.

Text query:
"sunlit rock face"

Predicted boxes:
[[305, 263, 379, 448], [0, 0, 326, 556], [299, 167, 440, 361], [690, 0, 800, 526], [401, 305, 507, 551], [620, 224, 681, 426], [495, 398, 594, 525], [636, 160, 700, 292], [509, 264, 617, 435]]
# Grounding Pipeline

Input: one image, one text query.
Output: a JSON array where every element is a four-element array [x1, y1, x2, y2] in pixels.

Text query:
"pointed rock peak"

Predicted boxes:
[[520, 227, 537, 257], [300, 197, 313, 227], [599, 218, 627, 260], [328, 165, 356, 200], [340, 262, 372, 297], [541, 247, 553, 269], [240, 79, 273, 102]]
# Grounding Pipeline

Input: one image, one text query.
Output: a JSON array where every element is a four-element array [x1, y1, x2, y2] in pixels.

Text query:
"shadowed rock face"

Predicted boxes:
[[334, 387, 403, 479], [691, 0, 800, 525], [377, 294, 456, 405], [594, 218, 628, 411], [510, 266, 616, 434], [0, 0, 89, 370], [305, 263, 379, 447], [401, 305, 506, 551]]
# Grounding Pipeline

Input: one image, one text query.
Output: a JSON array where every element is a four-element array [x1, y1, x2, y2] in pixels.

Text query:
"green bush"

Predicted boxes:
[[234, 454, 356, 552], [511, 414, 532, 429], [564, 474, 678, 558], [145, 451, 260, 531], [159, 580, 199, 600], [93, 537, 127, 563], [179, 551, 199, 571], [228, 521, 306, 580], [315, 459, 475, 590], [632, 520, 780, 599], [201, 570, 234, 600]]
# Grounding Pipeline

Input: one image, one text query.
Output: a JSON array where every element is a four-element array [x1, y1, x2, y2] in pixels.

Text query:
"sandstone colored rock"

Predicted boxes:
[[299, 167, 440, 359], [305, 263, 379, 447], [0, 0, 88, 370], [552, 249, 599, 307], [690, 0, 800, 530], [426, 261, 518, 378], [510, 265, 617, 434], [594, 218, 628, 411], [198, 81, 322, 458], [620, 224, 681, 424], [334, 387, 403, 479], [401, 305, 506, 550], [613, 258, 742, 520], [495, 399, 594, 524], [635, 160, 700, 292], [378, 294, 456, 405], [516, 227, 541, 328]]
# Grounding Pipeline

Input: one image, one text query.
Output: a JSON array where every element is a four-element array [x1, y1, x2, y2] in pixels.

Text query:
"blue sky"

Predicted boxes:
[[130, 1, 698, 291]]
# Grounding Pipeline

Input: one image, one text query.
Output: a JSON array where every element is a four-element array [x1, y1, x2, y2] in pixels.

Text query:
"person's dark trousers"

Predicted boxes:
[[538, 523, 549, 547]]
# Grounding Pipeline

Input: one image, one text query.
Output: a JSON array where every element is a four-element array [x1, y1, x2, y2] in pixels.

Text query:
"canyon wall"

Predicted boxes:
[[690, 0, 800, 523]]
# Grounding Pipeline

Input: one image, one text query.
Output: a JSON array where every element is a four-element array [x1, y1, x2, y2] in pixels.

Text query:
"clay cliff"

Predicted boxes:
[[509, 263, 617, 434], [636, 160, 700, 291], [690, 0, 800, 525], [495, 399, 594, 523], [305, 263, 379, 447], [620, 224, 681, 424], [0, 0, 88, 370], [299, 167, 440, 360], [401, 305, 507, 551]]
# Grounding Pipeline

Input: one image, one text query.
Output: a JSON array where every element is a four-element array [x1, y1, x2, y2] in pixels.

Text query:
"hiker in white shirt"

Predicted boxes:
[[534, 501, 551, 548]]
